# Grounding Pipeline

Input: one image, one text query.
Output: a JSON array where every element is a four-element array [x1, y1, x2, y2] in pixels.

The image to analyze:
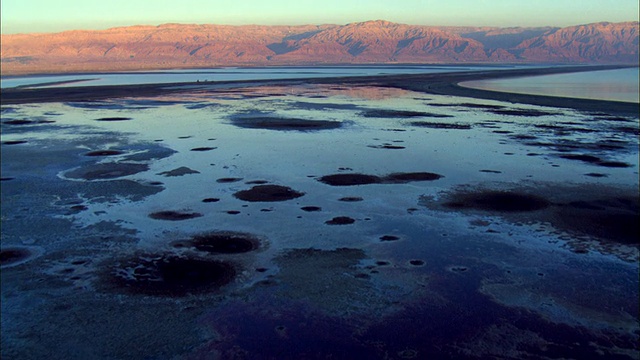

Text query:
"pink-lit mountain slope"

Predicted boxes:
[[1, 20, 637, 74]]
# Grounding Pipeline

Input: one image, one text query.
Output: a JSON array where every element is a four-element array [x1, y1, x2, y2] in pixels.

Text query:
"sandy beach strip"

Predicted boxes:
[[1, 65, 638, 116]]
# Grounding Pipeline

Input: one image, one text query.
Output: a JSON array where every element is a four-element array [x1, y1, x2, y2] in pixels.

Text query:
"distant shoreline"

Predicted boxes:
[[1, 65, 638, 116]]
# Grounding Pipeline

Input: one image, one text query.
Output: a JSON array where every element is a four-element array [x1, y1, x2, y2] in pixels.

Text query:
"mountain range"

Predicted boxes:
[[1, 20, 638, 75]]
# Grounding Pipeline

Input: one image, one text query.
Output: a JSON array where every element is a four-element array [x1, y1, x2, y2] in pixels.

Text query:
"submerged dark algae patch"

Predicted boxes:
[[188, 232, 262, 254], [231, 116, 342, 131], [106, 254, 236, 296], [425, 184, 640, 250], [158, 167, 200, 177], [64, 163, 149, 180], [83, 150, 125, 156], [319, 172, 443, 186], [442, 191, 551, 212], [233, 185, 304, 202], [0, 247, 38, 268], [149, 211, 203, 221], [326, 216, 356, 225], [410, 121, 471, 130], [361, 109, 453, 118]]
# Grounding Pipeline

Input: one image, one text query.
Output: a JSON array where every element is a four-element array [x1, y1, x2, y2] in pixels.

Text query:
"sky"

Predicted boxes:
[[1, 0, 638, 34]]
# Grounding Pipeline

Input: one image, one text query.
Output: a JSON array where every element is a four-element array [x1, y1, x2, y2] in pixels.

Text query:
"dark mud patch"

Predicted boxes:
[[584, 173, 608, 178], [425, 184, 640, 252], [384, 172, 443, 183], [319, 173, 381, 186], [246, 180, 269, 185], [149, 211, 203, 221], [64, 163, 149, 180], [202, 198, 221, 203], [184, 232, 261, 254], [490, 109, 560, 117], [191, 147, 217, 152], [217, 177, 243, 183], [368, 144, 406, 149], [158, 167, 200, 177], [301, 206, 322, 212], [339, 197, 363, 202], [361, 109, 452, 118], [233, 185, 304, 202], [558, 154, 632, 168], [107, 254, 236, 297], [0, 247, 39, 268], [2, 140, 28, 145], [83, 150, 125, 156], [3, 119, 55, 125], [442, 191, 551, 212], [410, 121, 471, 130], [325, 216, 356, 225], [380, 235, 400, 242], [409, 259, 425, 266], [554, 197, 639, 245], [231, 116, 342, 131], [318, 172, 443, 186], [480, 170, 502, 174], [95, 117, 133, 122]]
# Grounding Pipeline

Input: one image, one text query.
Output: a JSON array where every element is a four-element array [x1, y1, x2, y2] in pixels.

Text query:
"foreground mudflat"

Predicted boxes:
[[1, 78, 638, 359]]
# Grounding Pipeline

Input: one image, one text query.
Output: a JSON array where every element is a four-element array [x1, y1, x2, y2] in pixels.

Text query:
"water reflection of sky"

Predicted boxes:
[[461, 67, 640, 103]]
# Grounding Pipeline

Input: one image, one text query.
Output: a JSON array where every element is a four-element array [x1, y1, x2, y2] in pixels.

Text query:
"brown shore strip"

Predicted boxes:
[[1, 65, 638, 116]]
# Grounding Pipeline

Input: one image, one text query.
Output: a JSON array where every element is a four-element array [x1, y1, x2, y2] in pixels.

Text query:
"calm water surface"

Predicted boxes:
[[462, 67, 640, 103], [0, 65, 519, 89]]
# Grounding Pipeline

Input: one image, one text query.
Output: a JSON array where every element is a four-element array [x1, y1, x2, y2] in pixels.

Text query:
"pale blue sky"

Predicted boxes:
[[2, 0, 638, 34]]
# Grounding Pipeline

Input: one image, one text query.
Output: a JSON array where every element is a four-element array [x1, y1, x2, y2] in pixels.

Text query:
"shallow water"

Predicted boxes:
[[461, 67, 640, 103], [1, 83, 638, 359], [0, 64, 525, 88]]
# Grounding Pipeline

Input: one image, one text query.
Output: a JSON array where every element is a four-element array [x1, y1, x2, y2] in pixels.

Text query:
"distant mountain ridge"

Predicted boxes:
[[1, 20, 638, 74]]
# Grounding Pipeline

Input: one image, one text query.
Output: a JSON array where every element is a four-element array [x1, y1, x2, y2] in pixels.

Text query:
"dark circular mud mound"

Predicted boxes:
[[109, 254, 236, 296], [95, 117, 133, 121], [202, 198, 221, 203], [384, 172, 443, 183], [149, 211, 203, 221], [233, 185, 304, 202], [231, 116, 342, 131], [84, 150, 125, 156], [190, 147, 217, 152], [318, 174, 382, 186], [443, 191, 551, 212], [325, 216, 356, 225], [0, 248, 34, 267], [380, 235, 400, 242], [64, 163, 149, 180], [191, 232, 261, 254]]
